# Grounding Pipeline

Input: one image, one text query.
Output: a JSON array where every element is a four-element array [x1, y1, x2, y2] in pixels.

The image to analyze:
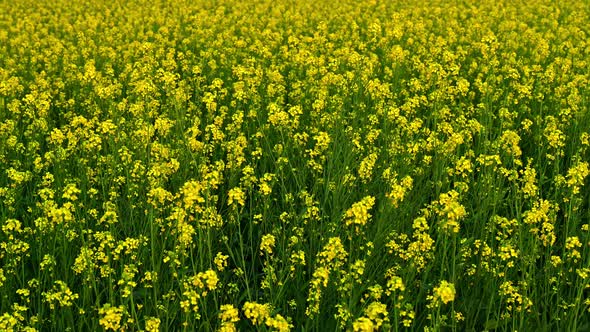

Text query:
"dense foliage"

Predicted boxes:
[[1, 0, 590, 330]]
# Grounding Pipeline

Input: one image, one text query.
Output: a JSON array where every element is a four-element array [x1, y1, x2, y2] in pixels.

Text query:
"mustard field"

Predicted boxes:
[[1, 0, 590, 330]]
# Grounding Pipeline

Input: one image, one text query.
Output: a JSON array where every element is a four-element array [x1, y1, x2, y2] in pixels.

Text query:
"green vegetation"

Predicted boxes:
[[1, 0, 589, 330]]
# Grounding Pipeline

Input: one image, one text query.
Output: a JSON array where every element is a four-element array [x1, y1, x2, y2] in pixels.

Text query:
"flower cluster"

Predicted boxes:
[[1, 0, 589, 330]]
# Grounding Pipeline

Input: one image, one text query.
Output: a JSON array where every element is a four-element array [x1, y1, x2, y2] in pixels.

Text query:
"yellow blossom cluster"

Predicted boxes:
[[0, 0, 590, 330]]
